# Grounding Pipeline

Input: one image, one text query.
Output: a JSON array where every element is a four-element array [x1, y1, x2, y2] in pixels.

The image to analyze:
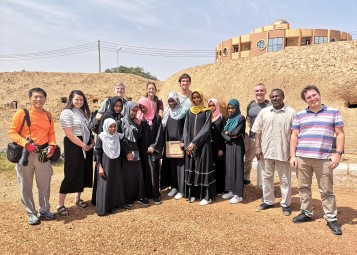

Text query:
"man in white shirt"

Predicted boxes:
[[252, 89, 296, 216]]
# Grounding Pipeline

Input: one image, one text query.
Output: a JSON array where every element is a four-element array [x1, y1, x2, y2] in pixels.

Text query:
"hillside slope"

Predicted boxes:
[[1, 41, 356, 153], [162, 41, 357, 154], [0, 72, 161, 147]]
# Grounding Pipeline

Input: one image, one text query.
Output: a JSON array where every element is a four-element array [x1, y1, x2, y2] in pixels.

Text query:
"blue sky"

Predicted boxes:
[[0, 0, 356, 80]]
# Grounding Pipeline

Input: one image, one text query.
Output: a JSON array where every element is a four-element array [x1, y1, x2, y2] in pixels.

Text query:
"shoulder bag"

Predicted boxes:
[[7, 109, 30, 163]]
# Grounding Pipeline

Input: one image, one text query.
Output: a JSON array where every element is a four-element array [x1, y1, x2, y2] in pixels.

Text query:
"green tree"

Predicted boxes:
[[105, 66, 158, 80]]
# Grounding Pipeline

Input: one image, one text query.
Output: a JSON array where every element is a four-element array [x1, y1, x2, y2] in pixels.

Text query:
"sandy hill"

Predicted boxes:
[[0, 72, 161, 147], [162, 41, 357, 154], [1, 41, 356, 153]]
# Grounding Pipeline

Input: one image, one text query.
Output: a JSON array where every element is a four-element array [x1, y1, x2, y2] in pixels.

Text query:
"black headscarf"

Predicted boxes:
[[107, 96, 123, 120]]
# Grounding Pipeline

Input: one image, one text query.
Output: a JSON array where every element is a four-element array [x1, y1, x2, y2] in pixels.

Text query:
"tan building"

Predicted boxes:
[[216, 19, 352, 62]]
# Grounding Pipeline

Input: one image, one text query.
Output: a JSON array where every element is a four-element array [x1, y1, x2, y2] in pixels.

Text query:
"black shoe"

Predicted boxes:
[[292, 211, 313, 223], [125, 200, 134, 207], [327, 220, 342, 235], [109, 208, 117, 214], [259, 203, 273, 210], [282, 206, 291, 216], [123, 204, 132, 210], [243, 179, 251, 185], [153, 197, 162, 205], [136, 198, 150, 205]]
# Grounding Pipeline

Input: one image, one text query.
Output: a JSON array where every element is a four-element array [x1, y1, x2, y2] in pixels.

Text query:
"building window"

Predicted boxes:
[[223, 48, 228, 56], [257, 40, 266, 50], [242, 43, 251, 51], [287, 38, 297, 46], [233, 45, 239, 53], [268, 38, 283, 52], [314, 36, 327, 44]]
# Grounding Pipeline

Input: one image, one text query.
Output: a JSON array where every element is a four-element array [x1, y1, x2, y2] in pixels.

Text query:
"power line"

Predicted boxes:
[[0, 34, 355, 61], [0, 41, 215, 61], [0, 42, 97, 60]]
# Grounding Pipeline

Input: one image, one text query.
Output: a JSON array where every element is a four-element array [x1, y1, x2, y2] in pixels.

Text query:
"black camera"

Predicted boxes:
[[19, 139, 34, 166], [18, 147, 30, 166]]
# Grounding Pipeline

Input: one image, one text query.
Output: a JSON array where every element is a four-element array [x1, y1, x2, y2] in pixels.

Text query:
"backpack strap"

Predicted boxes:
[[45, 110, 52, 123], [105, 97, 111, 110], [246, 100, 255, 117]]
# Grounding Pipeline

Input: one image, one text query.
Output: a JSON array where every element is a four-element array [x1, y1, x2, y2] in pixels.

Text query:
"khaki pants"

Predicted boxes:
[[244, 136, 263, 187], [262, 159, 291, 207], [16, 153, 53, 215], [296, 157, 337, 221]]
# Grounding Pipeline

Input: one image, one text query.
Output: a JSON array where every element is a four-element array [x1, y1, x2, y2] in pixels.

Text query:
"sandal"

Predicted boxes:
[[57, 205, 69, 216], [75, 199, 88, 208]]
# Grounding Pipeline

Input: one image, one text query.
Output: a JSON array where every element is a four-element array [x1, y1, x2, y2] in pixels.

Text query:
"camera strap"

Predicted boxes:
[[19, 109, 31, 138]]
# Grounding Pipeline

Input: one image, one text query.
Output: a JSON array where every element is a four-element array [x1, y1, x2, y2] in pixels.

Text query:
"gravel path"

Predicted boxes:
[[0, 163, 356, 254]]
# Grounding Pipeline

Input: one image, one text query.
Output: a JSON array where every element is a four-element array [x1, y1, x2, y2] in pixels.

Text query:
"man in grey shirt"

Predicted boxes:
[[244, 83, 270, 187], [97, 82, 127, 118], [177, 73, 193, 110]]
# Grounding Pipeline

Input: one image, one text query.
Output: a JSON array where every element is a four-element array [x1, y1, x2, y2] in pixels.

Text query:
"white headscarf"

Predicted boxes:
[[162, 92, 188, 127], [98, 118, 120, 159]]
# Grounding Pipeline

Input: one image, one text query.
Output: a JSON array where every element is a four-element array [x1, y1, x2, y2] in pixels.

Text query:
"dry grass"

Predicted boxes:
[[0, 154, 356, 254]]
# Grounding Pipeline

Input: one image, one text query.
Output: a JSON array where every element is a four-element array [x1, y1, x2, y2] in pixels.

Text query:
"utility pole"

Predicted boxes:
[[117, 47, 122, 73], [98, 39, 101, 73]]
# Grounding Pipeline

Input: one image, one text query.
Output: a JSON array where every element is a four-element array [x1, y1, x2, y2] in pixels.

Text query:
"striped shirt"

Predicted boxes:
[[291, 105, 344, 159], [60, 109, 85, 136]]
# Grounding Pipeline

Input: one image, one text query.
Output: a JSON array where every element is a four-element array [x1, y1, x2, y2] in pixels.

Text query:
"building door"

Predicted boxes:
[[306, 37, 311, 45]]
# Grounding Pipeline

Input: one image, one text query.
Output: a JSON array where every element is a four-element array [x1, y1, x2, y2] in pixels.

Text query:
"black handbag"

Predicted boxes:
[[7, 142, 23, 163], [50, 145, 61, 162], [131, 150, 141, 161], [7, 109, 30, 163], [151, 151, 163, 161]]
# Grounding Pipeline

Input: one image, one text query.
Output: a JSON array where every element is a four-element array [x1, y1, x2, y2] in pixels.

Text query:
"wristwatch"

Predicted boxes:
[[336, 150, 344, 156]]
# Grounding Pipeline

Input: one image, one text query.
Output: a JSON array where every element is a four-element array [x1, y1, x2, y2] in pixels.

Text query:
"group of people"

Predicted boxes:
[[8, 73, 345, 236]]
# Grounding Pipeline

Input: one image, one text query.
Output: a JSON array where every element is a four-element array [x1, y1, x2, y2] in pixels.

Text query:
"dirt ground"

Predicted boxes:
[[0, 159, 356, 255]]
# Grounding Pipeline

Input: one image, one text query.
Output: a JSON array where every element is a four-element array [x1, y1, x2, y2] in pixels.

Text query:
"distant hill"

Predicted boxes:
[[0, 72, 161, 148], [1, 41, 356, 153]]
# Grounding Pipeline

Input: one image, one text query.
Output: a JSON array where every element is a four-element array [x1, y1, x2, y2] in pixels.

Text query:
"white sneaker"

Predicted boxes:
[[222, 191, 234, 199], [189, 197, 196, 203], [199, 199, 212, 206], [229, 195, 243, 204], [167, 188, 178, 197], [174, 192, 183, 200]]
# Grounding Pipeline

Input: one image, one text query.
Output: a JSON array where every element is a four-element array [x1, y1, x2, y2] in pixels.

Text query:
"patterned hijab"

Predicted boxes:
[[137, 97, 156, 125], [98, 118, 120, 159], [162, 92, 187, 127], [208, 98, 222, 123], [189, 90, 211, 115], [122, 101, 139, 142], [224, 99, 242, 131]]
